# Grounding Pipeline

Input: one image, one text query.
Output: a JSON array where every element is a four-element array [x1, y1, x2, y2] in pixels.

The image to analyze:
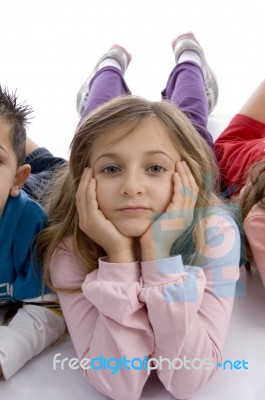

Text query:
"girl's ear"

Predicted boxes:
[[9, 164, 31, 197]]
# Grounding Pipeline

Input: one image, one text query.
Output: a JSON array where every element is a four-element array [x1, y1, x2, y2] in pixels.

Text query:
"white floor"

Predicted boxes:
[[2, 268, 265, 400], [1, 1, 265, 399]]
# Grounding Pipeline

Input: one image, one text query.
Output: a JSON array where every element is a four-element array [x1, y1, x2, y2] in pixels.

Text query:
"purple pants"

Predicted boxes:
[[80, 61, 213, 149]]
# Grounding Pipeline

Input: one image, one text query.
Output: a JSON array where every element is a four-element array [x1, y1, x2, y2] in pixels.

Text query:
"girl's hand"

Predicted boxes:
[[140, 161, 198, 261], [76, 168, 135, 263]]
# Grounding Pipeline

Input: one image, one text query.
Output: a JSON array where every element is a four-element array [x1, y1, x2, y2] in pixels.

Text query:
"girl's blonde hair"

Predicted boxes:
[[238, 159, 265, 265], [37, 95, 219, 291]]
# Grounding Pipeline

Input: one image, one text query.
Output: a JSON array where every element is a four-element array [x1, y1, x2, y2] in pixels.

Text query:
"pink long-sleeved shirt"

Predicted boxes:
[[50, 209, 240, 400]]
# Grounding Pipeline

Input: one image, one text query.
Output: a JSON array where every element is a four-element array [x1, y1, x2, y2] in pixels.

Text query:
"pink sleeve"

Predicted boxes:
[[244, 212, 265, 287], [49, 239, 154, 400], [139, 212, 240, 399]]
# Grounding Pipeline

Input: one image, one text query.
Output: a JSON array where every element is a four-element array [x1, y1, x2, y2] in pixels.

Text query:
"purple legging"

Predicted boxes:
[[80, 62, 213, 149]]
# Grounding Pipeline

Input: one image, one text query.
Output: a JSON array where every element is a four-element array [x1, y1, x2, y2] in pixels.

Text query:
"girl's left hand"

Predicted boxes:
[[140, 161, 199, 261]]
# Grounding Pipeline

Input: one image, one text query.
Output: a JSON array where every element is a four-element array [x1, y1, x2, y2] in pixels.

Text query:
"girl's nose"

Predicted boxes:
[[121, 171, 145, 197]]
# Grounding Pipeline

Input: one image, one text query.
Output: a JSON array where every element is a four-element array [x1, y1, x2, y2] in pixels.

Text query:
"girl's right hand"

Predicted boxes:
[[76, 168, 135, 263]]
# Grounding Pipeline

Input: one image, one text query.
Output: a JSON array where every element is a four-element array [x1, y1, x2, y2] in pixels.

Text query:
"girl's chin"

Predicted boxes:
[[114, 220, 152, 238]]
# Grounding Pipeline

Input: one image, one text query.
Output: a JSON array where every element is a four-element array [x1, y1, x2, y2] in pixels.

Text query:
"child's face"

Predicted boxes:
[[90, 117, 181, 237], [0, 118, 19, 216]]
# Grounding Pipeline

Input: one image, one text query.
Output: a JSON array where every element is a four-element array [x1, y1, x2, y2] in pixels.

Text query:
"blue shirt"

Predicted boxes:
[[0, 190, 49, 305]]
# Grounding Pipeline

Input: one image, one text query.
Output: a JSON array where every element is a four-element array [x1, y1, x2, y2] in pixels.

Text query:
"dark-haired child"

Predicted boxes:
[[0, 86, 65, 379]]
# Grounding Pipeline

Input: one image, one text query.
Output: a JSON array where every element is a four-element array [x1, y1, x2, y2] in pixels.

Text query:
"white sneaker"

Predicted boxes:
[[76, 44, 132, 116], [172, 32, 218, 114]]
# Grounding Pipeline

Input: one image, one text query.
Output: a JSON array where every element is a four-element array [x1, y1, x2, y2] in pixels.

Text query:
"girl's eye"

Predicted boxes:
[[147, 164, 165, 173], [102, 166, 121, 174]]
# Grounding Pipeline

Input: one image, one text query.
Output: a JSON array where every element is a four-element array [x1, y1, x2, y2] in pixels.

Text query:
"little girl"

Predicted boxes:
[[38, 33, 240, 400], [214, 80, 265, 287]]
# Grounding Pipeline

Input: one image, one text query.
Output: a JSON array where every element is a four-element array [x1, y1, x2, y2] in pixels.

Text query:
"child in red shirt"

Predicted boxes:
[[214, 80, 265, 285]]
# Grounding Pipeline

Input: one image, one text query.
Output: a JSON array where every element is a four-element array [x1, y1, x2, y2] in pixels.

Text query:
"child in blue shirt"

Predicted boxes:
[[0, 86, 65, 379]]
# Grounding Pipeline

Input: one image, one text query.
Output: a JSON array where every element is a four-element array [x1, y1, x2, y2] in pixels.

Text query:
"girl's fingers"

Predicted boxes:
[[161, 162, 198, 239], [75, 169, 103, 239], [76, 168, 97, 218], [176, 161, 190, 195], [86, 178, 97, 209], [183, 162, 198, 194], [179, 162, 198, 196], [170, 172, 182, 208], [76, 168, 90, 200], [171, 161, 198, 210]]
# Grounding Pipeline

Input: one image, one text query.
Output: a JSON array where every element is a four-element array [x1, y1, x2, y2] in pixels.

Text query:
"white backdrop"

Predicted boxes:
[[1, 1, 265, 399], [1, 0, 265, 158]]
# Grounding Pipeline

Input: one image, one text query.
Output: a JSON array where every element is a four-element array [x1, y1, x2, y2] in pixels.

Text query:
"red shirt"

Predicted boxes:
[[214, 114, 265, 196]]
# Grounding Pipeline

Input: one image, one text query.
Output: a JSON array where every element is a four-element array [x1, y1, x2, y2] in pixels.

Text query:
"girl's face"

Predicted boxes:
[[90, 117, 181, 237]]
